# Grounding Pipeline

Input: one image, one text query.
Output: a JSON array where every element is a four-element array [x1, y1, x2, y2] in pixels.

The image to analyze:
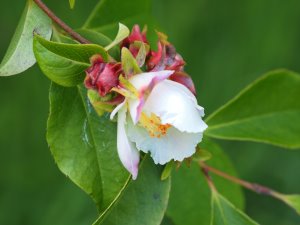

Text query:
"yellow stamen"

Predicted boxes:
[[139, 112, 171, 138]]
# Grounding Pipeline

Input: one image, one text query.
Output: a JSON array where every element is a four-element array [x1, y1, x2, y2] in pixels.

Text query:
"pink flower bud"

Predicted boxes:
[[122, 25, 148, 47], [147, 42, 185, 72], [85, 55, 122, 97], [169, 72, 196, 95], [121, 25, 148, 58]]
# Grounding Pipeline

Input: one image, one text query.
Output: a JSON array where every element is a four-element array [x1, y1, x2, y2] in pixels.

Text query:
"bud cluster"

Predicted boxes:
[[85, 24, 196, 103]]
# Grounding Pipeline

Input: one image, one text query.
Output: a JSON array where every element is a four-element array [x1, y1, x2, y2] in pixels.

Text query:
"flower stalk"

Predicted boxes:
[[200, 161, 283, 199]]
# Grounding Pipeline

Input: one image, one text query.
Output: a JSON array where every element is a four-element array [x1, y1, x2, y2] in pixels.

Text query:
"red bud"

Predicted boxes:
[[85, 55, 122, 97]]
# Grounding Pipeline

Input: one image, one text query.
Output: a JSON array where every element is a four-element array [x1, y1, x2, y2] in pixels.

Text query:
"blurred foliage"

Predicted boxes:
[[1, 0, 300, 224]]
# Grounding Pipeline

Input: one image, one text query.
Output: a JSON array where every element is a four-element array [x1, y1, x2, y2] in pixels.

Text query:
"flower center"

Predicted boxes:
[[139, 112, 171, 138]]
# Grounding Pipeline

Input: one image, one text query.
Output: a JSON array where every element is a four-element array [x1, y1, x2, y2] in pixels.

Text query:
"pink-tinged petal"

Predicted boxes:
[[129, 70, 174, 91], [143, 80, 208, 133], [117, 106, 140, 179], [170, 72, 196, 95], [128, 70, 174, 124]]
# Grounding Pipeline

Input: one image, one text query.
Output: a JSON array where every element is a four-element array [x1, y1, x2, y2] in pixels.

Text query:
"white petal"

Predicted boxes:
[[128, 70, 174, 124], [117, 106, 140, 179], [143, 80, 208, 133], [127, 118, 202, 164], [110, 100, 126, 120], [129, 70, 174, 90]]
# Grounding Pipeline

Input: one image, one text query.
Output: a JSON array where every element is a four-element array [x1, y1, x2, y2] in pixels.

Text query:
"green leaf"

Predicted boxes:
[[104, 23, 130, 51], [161, 161, 174, 181], [211, 192, 259, 225], [161, 216, 176, 225], [33, 35, 108, 86], [47, 83, 129, 212], [275, 193, 300, 215], [93, 157, 171, 225], [69, 0, 75, 9], [83, 0, 151, 30], [76, 29, 119, 58], [166, 138, 244, 225], [205, 70, 300, 149], [0, 0, 52, 76]]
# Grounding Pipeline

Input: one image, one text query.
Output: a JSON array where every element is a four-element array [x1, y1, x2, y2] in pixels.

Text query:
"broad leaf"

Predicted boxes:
[[93, 157, 171, 225], [205, 70, 300, 149], [47, 83, 129, 211], [69, 0, 75, 9], [83, 0, 151, 30], [166, 138, 244, 225], [211, 192, 258, 225], [0, 0, 52, 76], [76, 29, 119, 58], [33, 35, 107, 87]]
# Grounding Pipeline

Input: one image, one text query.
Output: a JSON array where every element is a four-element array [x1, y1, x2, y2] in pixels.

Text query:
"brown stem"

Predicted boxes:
[[200, 161, 279, 197], [33, 0, 91, 44], [201, 166, 217, 192]]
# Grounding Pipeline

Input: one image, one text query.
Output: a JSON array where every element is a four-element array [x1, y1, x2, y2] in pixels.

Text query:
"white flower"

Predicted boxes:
[[110, 71, 208, 179]]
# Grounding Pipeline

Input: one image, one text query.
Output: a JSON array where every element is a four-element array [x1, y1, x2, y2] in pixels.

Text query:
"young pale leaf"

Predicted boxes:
[[161, 161, 174, 181], [33, 35, 107, 86], [104, 23, 130, 51], [47, 83, 129, 212], [275, 193, 300, 215], [166, 138, 244, 225], [121, 48, 142, 76], [0, 0, 52, 76], [93, 157, 171, 225], [69, 0, 75, 9], [205, 70, 300, 149], [211, 192, 259, 225], [83, 0, 151, 30]]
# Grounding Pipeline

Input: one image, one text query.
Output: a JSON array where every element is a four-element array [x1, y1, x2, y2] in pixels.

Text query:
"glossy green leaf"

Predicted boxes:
[[33, 35, 108, 86], [166, 138, 244, 225], [0, 0, 52, 76], [161, 216, 176, 225], [93, 157, 171, 225], [275, 193, 300, 215], [83, 0, 151, 30], [47, 83, 129, 212], [211, 192, 258, 225], [205, 70, 300, 149], [69, 0, 75, 9], [76, 29, 119, 58], [104, 23, 130, 51]]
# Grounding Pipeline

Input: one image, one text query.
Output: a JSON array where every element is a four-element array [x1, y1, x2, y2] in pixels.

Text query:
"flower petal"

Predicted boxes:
[[127, 118, 202, 164], [129, 70, 174, 91], [142, 80, 207, 133], [117, 106, 140, 179], [110, 100, 126, 120], [128, 70, 174, 124]]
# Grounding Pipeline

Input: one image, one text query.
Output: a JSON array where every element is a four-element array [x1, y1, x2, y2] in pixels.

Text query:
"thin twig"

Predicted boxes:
[[200, 161, 280, 198], [33, 0, 91, 44]]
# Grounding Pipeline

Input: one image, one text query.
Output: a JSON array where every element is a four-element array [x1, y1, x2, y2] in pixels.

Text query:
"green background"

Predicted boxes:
[[1, 0, 300, 224]]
